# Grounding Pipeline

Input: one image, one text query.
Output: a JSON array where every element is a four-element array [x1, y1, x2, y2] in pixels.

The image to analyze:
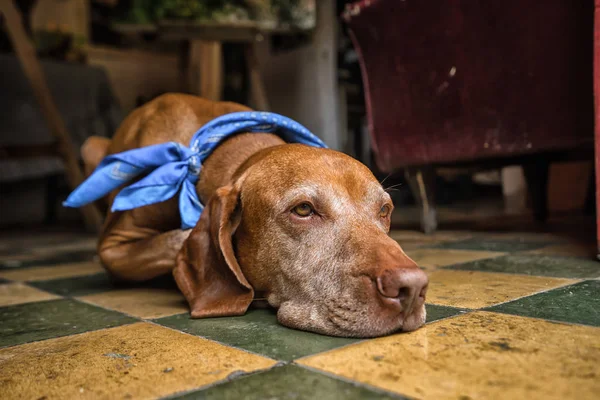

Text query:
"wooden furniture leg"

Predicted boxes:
[[405, 168, 438, 234], [188, 39, 223, 100], [245, 40, 270, 110], [1, 0, 102, 231]]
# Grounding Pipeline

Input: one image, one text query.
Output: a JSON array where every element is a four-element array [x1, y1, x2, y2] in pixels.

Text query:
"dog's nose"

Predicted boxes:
[[376, 267, 428, 311]]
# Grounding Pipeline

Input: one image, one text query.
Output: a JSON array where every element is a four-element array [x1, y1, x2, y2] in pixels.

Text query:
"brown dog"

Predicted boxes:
[[83, 94, 428, 337]]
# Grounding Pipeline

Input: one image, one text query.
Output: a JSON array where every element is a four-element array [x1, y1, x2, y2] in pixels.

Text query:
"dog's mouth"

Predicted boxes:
[[271, 287, 428, 338], [399, 304, 427, 332], [320, 301, 427, 338]]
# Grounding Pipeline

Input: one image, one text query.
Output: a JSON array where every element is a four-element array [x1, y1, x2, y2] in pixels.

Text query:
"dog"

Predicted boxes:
[[76, 94, 428, 337]]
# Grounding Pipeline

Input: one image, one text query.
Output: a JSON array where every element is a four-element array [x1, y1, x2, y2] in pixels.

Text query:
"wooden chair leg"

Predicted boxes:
[[188, 39, 223, 101], [523, 161, 550, 222], [405, 168, 438, 234], [244, 40, 270, 111], [1, 1, 102, 232]]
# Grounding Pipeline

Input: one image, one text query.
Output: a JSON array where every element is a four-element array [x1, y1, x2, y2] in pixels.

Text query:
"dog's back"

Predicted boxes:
[[84, 94, 252, 168]]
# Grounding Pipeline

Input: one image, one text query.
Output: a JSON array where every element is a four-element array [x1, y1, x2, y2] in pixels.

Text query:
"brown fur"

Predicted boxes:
[[83, 94, 428, 337]]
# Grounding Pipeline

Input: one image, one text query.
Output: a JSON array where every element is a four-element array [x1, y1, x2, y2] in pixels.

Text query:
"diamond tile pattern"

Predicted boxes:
[[156, 308, 359, 361], [445, 254, 600, 278], [487, 280, 600, 326], [0, 299, 136, 348], [173, 364, 404, 400], [0, 323, 275, 399], [298, 312, 600, 400], [0, 230, 598, 399]]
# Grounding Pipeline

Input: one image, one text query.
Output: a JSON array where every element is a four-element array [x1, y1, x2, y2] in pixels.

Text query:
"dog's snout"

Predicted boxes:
[[376, 267, 428, 310]]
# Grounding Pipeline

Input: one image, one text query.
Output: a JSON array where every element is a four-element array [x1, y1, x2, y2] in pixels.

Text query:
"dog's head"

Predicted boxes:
[[174, 145, 428, 337]]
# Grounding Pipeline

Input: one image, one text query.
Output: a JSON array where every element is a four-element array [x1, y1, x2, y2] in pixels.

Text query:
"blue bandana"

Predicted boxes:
[[63, 111, 328, 229]]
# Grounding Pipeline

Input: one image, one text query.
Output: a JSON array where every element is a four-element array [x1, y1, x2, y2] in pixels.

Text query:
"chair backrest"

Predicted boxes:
[[344, 0, 594, 172]]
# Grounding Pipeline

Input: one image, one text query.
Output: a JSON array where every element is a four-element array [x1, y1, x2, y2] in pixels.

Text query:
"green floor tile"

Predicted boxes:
[[29, 272, 179, 297], [445, 254, 600, 278], [432, 238, 551, 252], [0, 250, 98, 269], [486, 280, 600, 327], [170, 364, 403, 400], [426, 304, 469, 323], [155, 308, 360, 361], [0, 298, 137, 348], [29, 273, 115, 297]]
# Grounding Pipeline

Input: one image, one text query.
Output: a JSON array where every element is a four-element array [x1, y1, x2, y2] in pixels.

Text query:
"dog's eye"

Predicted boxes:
[[379, 204, 391, 218], [292, 203, 313, 217]]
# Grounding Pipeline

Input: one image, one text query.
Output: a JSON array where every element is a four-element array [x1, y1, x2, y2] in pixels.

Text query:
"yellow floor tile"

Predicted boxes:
[[299, 312, 600, 400], [404, 248, 503, 272], [426, 270, 575, 309], [524, 243, 597, 258], [0, 282, 59, 307], [79, 288, 188, 319], [0, 322, 276, 400], [0, 262, 104, 282]]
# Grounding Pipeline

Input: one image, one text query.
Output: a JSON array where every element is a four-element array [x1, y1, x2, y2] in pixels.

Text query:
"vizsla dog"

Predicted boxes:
[[77, 94, 428, 337]]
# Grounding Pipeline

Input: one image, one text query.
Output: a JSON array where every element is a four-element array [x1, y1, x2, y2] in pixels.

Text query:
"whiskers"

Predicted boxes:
[[380, 173, 404, 193], [384, 183, 403, 193], [379, 173, 393, 186]]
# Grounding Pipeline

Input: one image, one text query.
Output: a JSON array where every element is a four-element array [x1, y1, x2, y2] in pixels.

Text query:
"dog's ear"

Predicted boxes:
[[173, 185, 253, 318]]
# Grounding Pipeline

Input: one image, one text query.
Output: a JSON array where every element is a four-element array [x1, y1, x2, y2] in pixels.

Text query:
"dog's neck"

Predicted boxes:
[[196, 132, 285, 204]]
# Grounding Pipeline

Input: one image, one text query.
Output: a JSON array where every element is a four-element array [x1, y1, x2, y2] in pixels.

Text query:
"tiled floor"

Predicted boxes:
[[0, 229, 599, 399]]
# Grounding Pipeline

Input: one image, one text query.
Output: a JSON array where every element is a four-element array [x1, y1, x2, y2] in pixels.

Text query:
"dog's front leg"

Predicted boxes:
[[98, 227, 191, 281]]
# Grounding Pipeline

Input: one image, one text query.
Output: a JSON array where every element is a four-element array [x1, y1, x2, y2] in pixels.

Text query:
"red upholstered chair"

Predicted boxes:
[[344, 0, 594, 233], [595, 0, 600, 257]]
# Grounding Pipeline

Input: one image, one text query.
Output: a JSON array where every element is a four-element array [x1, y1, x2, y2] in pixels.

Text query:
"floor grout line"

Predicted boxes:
[[475, 309, 600, 330], [293, 362, 413, 399], [143, 318, 282, 362], [1, 236, 597, 399], [473, 278, 586, 308], [437, 263, 593, 280], [157, 363, 289, 400], [0, 318, 139, 351]]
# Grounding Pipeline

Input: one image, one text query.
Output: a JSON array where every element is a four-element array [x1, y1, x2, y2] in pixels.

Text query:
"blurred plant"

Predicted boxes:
[[119, 0, 314, 28], [33, 23, 88, 63]]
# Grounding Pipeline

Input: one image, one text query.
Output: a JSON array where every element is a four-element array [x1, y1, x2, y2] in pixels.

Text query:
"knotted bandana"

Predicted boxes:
[[64, 111, 328, 229]]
